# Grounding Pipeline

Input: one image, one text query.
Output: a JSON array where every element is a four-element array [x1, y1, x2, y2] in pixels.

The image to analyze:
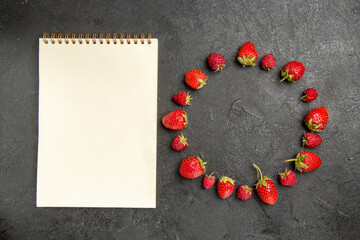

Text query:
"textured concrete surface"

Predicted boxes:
[[1, 0, 360, 239]]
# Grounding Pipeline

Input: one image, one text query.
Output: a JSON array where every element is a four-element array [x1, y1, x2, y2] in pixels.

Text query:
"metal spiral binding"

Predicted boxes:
[[42, 33, 152, 44]]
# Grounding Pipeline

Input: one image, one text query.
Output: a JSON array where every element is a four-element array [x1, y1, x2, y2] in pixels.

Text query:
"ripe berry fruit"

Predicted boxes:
[[260, 54, 276, 71], [208, 53, 226, 72], [185, 70, 207, 89], [217, 176, 235, 199], [179, 156, 206, 179], [237, 185, 253, 200], [253, 164, 277, 205], [280, 61, 305, 83], [171, 133, 188, 151], [301, 88, 318, 102], [305, 106, 329, 132], [162, 110, 188, 130], [284, 151, 322, 172], [173, 92, 192, 106], [279, 169, 297, 187], [237, 42, 258, 67], [203, 172, 215, 189], [302, 132, 322, 148]]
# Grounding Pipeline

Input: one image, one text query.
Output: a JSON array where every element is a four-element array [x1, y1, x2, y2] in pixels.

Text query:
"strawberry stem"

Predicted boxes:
[[283, 159, 298, 162], [280, 77, 286, 82], [252, 164, 263, 181], [208, 171, 214, 178]]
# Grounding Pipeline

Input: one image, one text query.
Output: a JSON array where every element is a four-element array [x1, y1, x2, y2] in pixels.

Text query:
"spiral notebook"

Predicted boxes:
[[37, 33, 158, 208]]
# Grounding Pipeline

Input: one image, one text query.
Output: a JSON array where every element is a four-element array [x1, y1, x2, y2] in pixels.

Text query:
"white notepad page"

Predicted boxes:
[[37, 38, 158, 208]]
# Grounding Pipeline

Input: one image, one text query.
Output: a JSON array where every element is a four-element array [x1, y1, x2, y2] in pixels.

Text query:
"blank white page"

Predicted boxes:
[[37, 38, 158, 208]]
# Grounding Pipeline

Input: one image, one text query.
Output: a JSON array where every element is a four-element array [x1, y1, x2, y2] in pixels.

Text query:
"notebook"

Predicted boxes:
[[37, 33, 158, 208]]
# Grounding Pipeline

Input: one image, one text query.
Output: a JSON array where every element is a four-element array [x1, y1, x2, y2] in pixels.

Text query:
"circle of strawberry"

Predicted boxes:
[[173, 92, 192, 106], [179, 156, 206, 179], [185, 70, 207, 89], [280, 61, 305, 83], [301, 88, 318, 102], [260, 54, 276, 71], [208, 53, 226, 72], [203, 172, 215, 189], [162, 110, 188, 130], [237, 42, 258, 67], [302, 132, 322, 148], [305, 106, 329, 132], [237, 185, 253, 200], [253, 164, 278, 205], [278, 169, 297, 187], [284, 151, 322, 172], [171, 133, 188, 151], [217, 176, 235, 199]]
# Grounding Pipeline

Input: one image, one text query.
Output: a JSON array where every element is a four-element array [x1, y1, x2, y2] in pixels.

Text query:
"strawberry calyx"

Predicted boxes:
[[185, 92, 193, 105], [179, 133, 188, 146], [242, 185, 252, 193], [217, 64, 226, 72], [197, 157, 207, 173], [238, 55, 257, 67], [219, 176, 235, 185], [305, 118, 322, 132], [284, 153, 309, 172], [302, 134, 309, 147], [301, 94, 308, 101], [280, 68, 295, 83], [253, 164, 272, 189], [279, 169, 290, 180], [182, 112, 188, 127], [197, 77, 208, 89], [206, 171, 215, 179]]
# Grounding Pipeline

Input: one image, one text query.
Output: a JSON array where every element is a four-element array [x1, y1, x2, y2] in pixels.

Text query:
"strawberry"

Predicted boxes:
[[173, 92, 192, 106], [253, 164, 277, 205], [179, 156, 206, 179], [302, 132, 322, 148], [203, 172, 215, 189], [237, 185, 253, 200], [301, 88, 318, 102], [217, 176, 235, 199], [162, 110, 188, 130], [260, 54, 276, 71], [208, 53, 226, 72], [305, 106, 329, 132], [280, 61, 305, 83], [237, 42, 258, 67], [171, 133, 188, 151], [185, 70, 207, 89], [279, 169, 297, 186], [284, 151, 322, 172]]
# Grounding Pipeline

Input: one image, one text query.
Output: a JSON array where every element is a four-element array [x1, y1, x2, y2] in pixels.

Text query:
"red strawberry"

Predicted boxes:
[[302, 132, 322, 148], [203, 172, 215, 189], [301, 88, 318, 102], [179, 156, 206, 179], [253, 164, 277, 205], [284, 151, 322, 172], [162, 110, 188, 130], [173, 92, 192, 106], [280, 61, 305, 83], [237, 185, 253, 200], [279, 169, 297, 186], [260, 54, 276, 71], [185, 70, 207, 89], [305, 106, 329, 132], [217, 176, 235, 199], [208, 53, 226, 72], [237, 42, 258, 67], [171, 133, 188, 151]]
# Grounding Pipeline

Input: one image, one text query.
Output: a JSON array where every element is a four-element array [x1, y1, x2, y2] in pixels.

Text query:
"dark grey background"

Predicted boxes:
[[1, 0, 360, 239]]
